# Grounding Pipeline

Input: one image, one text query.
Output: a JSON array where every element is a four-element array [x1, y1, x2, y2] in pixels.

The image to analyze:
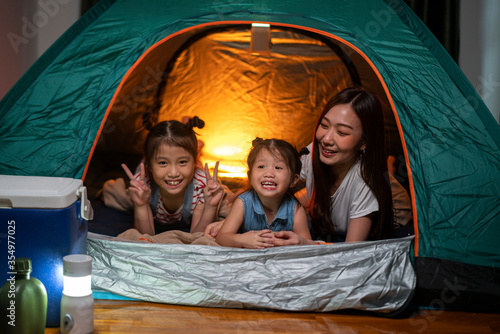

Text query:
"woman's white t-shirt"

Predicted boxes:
[[300, 144, 379, 238]]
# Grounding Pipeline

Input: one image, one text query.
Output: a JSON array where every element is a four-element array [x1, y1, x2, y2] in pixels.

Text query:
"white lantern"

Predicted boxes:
[[60, 254, 94, 334]]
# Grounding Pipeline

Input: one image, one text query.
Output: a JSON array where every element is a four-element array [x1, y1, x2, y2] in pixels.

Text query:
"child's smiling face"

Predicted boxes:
[[249, 148, 295, 202], [150, 144, 195, 199]]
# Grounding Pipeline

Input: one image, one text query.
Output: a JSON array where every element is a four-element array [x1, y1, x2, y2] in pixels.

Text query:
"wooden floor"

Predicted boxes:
[[45, 299, 500, 333]]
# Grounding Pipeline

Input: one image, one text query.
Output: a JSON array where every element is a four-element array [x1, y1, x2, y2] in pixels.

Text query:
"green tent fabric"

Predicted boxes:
[[0, 0, 499, 309]]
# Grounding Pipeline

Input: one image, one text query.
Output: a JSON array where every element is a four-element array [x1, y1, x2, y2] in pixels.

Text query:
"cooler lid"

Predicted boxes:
[[0, 175, 84, 209]]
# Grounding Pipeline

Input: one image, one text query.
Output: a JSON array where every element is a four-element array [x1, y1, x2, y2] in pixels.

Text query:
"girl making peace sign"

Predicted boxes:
[[122, 117, 225, 235]]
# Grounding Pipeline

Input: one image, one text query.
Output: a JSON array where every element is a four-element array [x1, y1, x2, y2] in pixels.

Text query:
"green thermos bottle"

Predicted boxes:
[[0, 257, 48, 334]]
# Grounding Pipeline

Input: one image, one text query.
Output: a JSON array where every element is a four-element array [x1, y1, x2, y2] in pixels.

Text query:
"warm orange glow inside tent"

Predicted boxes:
[[90, 24, 404, 190], [155, 28, 355, 178], [95, 26, 357, 181]]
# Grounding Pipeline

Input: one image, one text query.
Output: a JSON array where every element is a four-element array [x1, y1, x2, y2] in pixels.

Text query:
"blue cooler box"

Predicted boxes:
[[0, 175, 93, 327]]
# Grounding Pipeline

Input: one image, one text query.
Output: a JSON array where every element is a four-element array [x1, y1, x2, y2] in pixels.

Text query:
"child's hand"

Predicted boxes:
[[203, 161, 224, 207], [122, 163, 151, 207], [273, 231, 310, 246], [204, 220, 224, 238], [240, 229, 275, 249]]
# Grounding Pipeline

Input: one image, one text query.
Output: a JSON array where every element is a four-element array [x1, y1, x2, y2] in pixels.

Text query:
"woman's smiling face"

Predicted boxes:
[[315, 103, 365, 173]]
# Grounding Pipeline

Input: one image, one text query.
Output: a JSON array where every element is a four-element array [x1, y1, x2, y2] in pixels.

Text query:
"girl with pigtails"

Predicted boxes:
[[215, 138, 311, 249], [122, 116, 225, 235]]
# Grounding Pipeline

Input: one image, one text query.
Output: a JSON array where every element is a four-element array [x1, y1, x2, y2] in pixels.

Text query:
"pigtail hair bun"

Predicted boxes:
[[187, 116, 205, 130], [252, 137, 264, 147], [299, 147, 310, 157]]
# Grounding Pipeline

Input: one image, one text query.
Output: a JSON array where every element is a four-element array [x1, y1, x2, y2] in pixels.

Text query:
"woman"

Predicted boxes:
[[275, 87, 393, 244]]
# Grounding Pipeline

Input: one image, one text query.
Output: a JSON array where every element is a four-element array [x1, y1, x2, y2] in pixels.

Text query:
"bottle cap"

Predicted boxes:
[[15, 257, 32, 273]]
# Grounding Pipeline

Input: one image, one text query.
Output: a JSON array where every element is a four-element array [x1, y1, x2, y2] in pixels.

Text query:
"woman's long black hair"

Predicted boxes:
[[309, 87, 393, 240]]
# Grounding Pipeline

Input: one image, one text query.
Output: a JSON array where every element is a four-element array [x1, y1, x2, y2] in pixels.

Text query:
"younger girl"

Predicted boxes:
[[216, 138, 311, 249], [122, 117, 224, 235]]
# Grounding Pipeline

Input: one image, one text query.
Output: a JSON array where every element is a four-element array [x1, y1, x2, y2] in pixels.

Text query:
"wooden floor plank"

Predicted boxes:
[[45, 299, 500, 333]]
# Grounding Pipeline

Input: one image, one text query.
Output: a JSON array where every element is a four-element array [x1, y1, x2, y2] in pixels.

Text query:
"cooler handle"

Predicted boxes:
[[77, 186, 94, 220]]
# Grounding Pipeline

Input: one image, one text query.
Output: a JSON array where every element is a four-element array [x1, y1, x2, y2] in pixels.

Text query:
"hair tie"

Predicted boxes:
[[187, 116, 205, 130], [252, 137, 264, 147], [299, 147, 310, 156]]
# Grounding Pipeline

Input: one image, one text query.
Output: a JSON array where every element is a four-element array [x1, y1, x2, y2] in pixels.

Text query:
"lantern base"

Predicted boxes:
[[60, 294, 94, 334]]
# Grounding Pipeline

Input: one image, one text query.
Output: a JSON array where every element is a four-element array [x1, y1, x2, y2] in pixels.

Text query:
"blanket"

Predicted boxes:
[[117, 228, 220, 246]]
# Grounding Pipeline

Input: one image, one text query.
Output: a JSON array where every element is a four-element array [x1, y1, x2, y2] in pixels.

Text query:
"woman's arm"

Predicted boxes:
[[275, 214, 374, 245], [344, 214, 374, 242]]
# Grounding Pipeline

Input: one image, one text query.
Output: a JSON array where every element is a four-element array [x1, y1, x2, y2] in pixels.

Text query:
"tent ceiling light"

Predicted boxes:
[[250, 23, 271, 55]]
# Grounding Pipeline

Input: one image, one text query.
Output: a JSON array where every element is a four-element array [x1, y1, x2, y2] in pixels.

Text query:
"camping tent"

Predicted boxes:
[[0, 0, 499, 311]]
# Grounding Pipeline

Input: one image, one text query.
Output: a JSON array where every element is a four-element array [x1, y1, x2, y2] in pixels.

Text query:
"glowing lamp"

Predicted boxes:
[[60, 254, 94, 334]]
